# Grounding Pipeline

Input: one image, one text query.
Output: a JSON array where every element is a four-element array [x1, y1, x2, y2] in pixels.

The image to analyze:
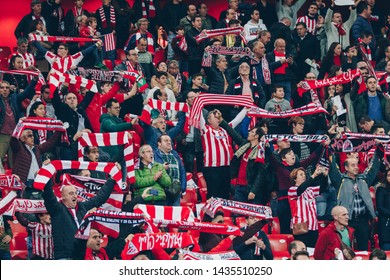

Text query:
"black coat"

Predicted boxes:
[[185, 27, 208, 61], [376, 186, 390, 244], [293, 33, 320, 80], [42, 178, 115, 259]]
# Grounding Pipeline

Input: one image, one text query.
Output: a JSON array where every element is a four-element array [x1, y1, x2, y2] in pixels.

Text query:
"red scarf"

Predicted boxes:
[[247, 102, 328, 118], [273, 50, 288, 75], [135, 32, 155, 54], [142, 0, 156, 19], [99, 5, 116, 29], [333, 22, 346, 36], [85, 248, 109, 260]]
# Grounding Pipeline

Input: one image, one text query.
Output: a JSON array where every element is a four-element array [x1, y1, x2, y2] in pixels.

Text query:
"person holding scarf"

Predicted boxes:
[[318, 42, 343, 79], [64, 0, 90, 36], [95, 0, 116, 66], [41, 0, 65, 36], [266, 38, 297, 101], [251, 40, 272, 99]]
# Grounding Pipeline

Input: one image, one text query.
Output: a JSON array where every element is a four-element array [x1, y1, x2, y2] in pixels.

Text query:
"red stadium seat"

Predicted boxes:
[[8, 220, 28, 260], [196, 172, 208, 202], [267, 234, 294, 252], [223, 217, 234, 226], [181, 189, 198, 205], [103, 59, 114, 70], [116, 49, 126, 60], [0, 46, 11, 58], [0, 58, 9, 69], [235, 216, 247, 228], [386, 251, 390, 260], [272, 251, 290, 260]]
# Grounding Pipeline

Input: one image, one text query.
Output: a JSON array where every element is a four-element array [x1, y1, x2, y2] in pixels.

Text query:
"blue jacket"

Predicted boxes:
[[351, 15, 375, 49], [0, 79, 37, 128], [154, 148, 186, 192]]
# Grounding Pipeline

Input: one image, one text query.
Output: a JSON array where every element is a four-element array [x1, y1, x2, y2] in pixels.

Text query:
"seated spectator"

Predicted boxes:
[[288, 240, 307, 259], [369, 248, 387, 260], [134, 144, 172, 206]]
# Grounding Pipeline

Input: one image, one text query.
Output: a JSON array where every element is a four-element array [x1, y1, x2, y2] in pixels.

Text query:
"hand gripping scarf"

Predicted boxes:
[[247, 102, 328, 119], [77, 132, 135, 185], [195, 27, 247, 44], [179, 249, 241, 260]]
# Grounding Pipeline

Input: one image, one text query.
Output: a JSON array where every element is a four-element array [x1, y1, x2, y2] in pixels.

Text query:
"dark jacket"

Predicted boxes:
[[376, 186, 390, 244], [99, 113, 133, 162], [14, 12, 45, 39], [52, 88, 93, 143], [0, 79, 37, 128], [293, 32, 321, 80], [226, 76, 266, 108], [42, 178, 116, 259], [159, 1, 187, 33], [351, 15, 375, 49], [41, 0, 65, 35], [185, 27, 208, 61], [234, 227, 273, 260], [10, 131, 61, 182], [266, 51, 298, 82], [353, 90, 390, 127], [203, 65, 239, 94]]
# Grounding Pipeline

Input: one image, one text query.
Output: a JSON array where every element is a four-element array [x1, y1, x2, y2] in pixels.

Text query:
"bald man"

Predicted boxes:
[[314, 206, 355, 260], [288, 240, 307, 259], [328, 147, 381, 251], [42, 168, 119, 259]]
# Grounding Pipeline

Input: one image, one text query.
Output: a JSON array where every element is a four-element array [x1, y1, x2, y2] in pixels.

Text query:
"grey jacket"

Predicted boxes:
[[329, 151, 380, 219]]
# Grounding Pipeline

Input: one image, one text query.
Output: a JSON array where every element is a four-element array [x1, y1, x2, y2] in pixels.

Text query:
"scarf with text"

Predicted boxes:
[[8, 199, 46, 215], [12, 117, 69, 144], [142, 0, 156, 18], [189, 94, 253, 129], [122, 68, 148, 92], [68, 67, 115, 82], [247, 102, 328, 119], [98, 5, 116, 29], [179, 249, 241, 260], [121, 232, 198, 260], [75, 209, 145, 239], [28, 33, 98, 43], [256, 134, 328, 163], [56, 174, 124, 212], [0, 174, 23, 191], [330, 137, 377, 153], [201, 46, 255, 67], [77, 132, 135, 185], [297, 69, 361, 96], [252, 57, 271, 85], [148, 218, 242, 236], [195, 27, 247, 44], [33, 160, 123, 192], [202, 198, 272, 219], [49, 72, 98, 97]]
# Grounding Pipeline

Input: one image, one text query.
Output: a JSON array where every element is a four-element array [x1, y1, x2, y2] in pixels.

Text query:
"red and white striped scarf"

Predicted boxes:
[[135, 32, 155, 54], [148, 218, 242, 236], [195, 26, 247, 44], [142, 0, 156, 18], [252, 56, 271, 85], [77, 132, 135, 184], [202, 198, 272, 219], [98, 5, 116, 29], [297, 69, 361, 96], [0, 174, 23, 191], [332, 22, 346, 36], [358, 38, 376, 75], [76, 209, 145, 239], [202, 46, 255, 67], [73, 6, 84, 18], [9, 199, 47, 215], [33, 160, 123, 192], [0, 191, 18, 215], [256, 134, 328, 163], [273, 50, 288, 75], [12, 117, 69, 144], [178, 35, 188, 53], [0, 69, 46, 93], [179, 249, 241, 260], [189, 94, 253, 129], [139, 99, 189, 124], [103, 32, 116, 52], [49, 72, 98, 97], [121, 232, 198, 260], [134, 204, 196, 221], [28, 33, 98, 43], [247, 102, 327, 119]]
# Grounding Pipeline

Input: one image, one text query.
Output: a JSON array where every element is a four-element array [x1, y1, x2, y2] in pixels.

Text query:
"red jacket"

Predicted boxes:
[[84, 247, 109, 260], [314, 222, 354, 260]]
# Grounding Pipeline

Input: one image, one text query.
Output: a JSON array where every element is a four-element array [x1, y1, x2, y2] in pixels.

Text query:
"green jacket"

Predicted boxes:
[[99, 113, 133, 161], [134, 162, 172, 202]]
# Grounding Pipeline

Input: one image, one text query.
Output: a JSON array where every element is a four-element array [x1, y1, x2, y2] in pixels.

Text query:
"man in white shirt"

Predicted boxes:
[[244, 8, 267, 42]]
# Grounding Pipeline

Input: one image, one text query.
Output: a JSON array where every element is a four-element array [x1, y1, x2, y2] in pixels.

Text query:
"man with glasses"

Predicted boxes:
[[100, 98, 136, 162]]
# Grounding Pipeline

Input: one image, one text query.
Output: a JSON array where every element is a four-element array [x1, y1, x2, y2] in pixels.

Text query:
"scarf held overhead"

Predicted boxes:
[[49, 72, 98, 97], [202, 46, 255, 67], [195, 27, 247, 44], [28, 33, 98, 43], [77, 132, 135, 185], [179, 249, 241, 260], [247, 102, 328, 118]]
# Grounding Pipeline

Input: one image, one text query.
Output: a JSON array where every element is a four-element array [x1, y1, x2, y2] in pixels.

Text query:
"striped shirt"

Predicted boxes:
[[45, 51, 83, 73], [296, 16, 317, 35], [201, 125, 232, 167], [9, 52, 36, 68], [288, 185, 320, 231], [27, 222, 53, 260]]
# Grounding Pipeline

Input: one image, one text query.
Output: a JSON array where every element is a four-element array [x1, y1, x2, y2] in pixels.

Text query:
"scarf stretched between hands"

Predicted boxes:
[[201, 46, 255, 67], [195, 27, 247, 44], [75, 209, 145, 239], [121, 232, 198, 260], [255, 134, 328, 163], [179, 249, 241, 260], [297, 69, 361, 97], [189, 94, 253, 129], [49, 72, 98, 97], [247, 102, 328, 119], [122, 70, 148, 92], [142, 0, 156, 18], [98, 5, 116, 29], [202, 198, 272, 219], [0, 174, 23, 191], [33, 160, 123, 192], [77, 132, 135, 185], [12, 117, 69, 144], [28, 33, 98, 43]]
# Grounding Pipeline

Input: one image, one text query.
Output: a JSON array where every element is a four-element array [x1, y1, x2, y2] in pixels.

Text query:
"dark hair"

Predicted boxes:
[[360, 30, 374, 39], [191, 14, 201, 23], [272, 85, 284, 94], [324, 42, 341, 65], [295, 22, 307, 30], [29, 18, 44, 33], [153, 89, 163, 99], [156, 71, 168, 79], [381, 169, 390, 190], [175, 25, 185, 32], [292, 250, 310, 260], [369, 248, 387, 260], [328, 65, 341, 78], [106, 98, 119, 109], [250, 7, 259, 15], [228, 19, 240, 27], [366, 75, 377, 82], [289, 167, 306, 185], [359, 115, 372, 125], [280, 148, 293, 160], [250, 126, 265, 139], [29, 101, 45, 117], [157, 134, 170, 144], [9, 54, 23, 70], [17, 37, 29, 46], [356, 1, 368, 14], [40, 84, 50, 93], [370, 123, 384, 134], [156, 61, 167, 69]]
